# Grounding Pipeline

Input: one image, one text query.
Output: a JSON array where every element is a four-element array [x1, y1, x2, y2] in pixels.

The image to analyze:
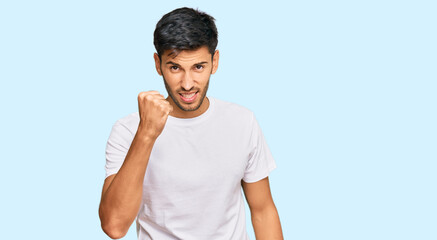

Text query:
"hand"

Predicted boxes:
[[137, 91, 173, 139]]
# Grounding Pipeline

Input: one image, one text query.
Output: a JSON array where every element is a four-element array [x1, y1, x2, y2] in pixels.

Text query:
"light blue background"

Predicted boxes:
[[1, 0, 436, 239]]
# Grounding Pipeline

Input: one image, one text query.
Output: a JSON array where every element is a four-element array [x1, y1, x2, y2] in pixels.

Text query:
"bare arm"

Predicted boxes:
[[99, 127, 155, 239], [242, 177, 283, 240], [98, 91, 172, 239]]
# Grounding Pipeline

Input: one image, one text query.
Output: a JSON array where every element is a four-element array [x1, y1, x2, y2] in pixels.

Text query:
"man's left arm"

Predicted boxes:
[[242, 177, 283, 240]]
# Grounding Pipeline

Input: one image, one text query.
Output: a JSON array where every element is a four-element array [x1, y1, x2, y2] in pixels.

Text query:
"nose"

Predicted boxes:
[[180, 71, 195, 91]]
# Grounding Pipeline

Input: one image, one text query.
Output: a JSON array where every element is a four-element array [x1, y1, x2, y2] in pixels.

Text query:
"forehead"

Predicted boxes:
[[162, 46, 212, 64]]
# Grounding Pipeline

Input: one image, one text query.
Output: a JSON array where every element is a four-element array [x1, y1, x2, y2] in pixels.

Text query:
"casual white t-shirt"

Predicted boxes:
[[105, 96, 276, 240]]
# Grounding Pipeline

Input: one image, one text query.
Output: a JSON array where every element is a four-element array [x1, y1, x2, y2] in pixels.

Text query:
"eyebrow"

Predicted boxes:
[[165, 61, 209, 66]]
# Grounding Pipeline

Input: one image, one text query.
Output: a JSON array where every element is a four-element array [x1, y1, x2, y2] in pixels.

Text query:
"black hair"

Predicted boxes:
[[153, 7, 218, 59]]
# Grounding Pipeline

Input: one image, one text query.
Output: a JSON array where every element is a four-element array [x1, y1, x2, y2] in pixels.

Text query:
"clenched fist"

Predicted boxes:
[[137, 91, 173, 139]]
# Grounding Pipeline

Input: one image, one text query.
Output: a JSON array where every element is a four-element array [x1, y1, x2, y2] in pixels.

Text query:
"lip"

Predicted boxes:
[[179, 91, 198, 103]]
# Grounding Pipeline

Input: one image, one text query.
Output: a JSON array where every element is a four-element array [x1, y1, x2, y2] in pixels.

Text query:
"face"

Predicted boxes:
[[154, 46, 219, 118]]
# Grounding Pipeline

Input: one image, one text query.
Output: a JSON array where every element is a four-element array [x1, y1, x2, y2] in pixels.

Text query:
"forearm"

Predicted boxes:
[[251, 204, 283, 240], [99, 126, 156, 237]]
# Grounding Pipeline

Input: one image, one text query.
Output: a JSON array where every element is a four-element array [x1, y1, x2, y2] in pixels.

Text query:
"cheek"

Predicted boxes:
[[163, 72, 181, 83], [195, 71, 211, 82], [163, 75, 180, 90]]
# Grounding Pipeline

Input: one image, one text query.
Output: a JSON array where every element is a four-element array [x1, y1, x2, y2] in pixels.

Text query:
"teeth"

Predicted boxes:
[[181, 93, 196, 98]]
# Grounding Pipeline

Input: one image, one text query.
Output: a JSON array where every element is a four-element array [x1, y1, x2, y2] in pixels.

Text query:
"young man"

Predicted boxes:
[[99, 7, 283, 240]]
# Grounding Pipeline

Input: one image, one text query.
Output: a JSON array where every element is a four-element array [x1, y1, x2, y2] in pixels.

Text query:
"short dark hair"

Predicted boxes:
[[153, 7, 218, 59]]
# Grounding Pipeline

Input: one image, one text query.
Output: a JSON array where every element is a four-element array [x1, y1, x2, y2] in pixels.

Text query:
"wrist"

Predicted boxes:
[[137, 123, 159, 141]]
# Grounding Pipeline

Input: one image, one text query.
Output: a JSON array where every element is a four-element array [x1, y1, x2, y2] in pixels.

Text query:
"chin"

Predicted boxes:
[[177, 101, 202, 112]]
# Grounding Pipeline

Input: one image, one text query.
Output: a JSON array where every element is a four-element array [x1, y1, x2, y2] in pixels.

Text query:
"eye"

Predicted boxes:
[[170, 66, 179, 71], [195, 65, 204, 70]]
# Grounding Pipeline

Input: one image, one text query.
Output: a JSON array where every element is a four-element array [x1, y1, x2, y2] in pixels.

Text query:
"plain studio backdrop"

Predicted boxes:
[[0, 0, 436, 239]]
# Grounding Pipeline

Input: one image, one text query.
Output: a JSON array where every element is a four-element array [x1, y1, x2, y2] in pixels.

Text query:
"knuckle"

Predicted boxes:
[[153, 98, 161, 105], [145, 94, 154, 101]]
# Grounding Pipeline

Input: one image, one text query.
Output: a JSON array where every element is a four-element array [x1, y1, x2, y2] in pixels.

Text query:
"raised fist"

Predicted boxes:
[[137, 91, 173, 139]]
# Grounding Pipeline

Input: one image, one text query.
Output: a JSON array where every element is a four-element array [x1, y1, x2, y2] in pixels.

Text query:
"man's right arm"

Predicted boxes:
[[98, 91, 172, 239]]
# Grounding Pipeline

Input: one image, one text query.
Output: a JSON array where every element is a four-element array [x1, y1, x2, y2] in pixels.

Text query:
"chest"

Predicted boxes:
[[144, 124, 250, 191]]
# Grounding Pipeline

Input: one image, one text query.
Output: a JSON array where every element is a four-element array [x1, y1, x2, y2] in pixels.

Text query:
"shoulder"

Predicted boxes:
[[210, 96, 255, 122], [113, 111, 140, 135]]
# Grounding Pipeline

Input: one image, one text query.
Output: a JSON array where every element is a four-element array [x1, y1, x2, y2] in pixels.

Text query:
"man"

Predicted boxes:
[[99, 7, 283, 240]]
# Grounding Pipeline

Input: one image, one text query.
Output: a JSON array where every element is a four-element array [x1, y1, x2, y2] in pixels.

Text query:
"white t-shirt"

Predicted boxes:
[[105, 96, 276, 240]]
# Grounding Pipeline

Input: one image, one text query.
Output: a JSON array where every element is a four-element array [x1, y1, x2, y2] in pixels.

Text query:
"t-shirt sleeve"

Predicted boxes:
[[243, 113, 277, 183], [104, 121, 134, 179]]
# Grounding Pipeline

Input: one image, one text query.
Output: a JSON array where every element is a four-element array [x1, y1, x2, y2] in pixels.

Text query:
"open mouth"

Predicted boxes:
[[179, 91, 198, 103]]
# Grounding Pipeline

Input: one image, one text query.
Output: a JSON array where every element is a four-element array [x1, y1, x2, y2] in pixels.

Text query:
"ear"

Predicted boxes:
[[154, 53, 162, 76], [211, 50, 219, 74]]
